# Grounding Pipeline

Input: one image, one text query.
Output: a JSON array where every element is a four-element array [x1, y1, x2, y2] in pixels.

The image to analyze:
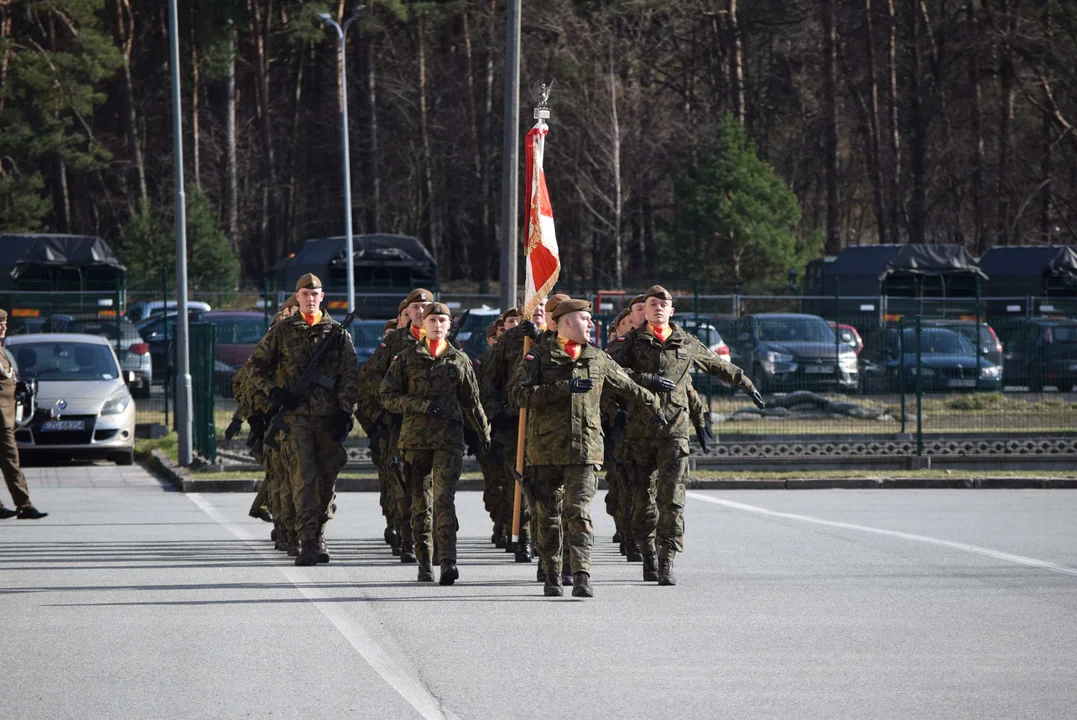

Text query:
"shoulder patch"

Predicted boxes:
[[379, 342, 386, 348], [391, 355, 399, 362], [616, 336, 626, 343], [525, 353, 535, 361]]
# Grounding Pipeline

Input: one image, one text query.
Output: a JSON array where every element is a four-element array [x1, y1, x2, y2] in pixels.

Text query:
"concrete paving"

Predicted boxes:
[[2, 464, 1076, 719]]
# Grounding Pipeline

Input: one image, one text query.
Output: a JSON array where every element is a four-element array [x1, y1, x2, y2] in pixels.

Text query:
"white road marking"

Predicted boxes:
[[687, 492, 1077, 577], [186, 493, 461, 720]]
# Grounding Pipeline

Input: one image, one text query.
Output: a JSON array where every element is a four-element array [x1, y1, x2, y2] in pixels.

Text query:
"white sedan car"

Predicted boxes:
[[5, 333, 136, 465]]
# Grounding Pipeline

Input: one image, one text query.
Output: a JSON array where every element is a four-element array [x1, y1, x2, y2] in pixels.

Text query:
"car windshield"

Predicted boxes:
[[12, 342, 120, 381], [353, 322, 387, 348], [902, 328, 975, 355], [207, 317, 266, 344], [1050, 325, 1077, 344], [67, 319, 137, 343], [757, 318, 834, 343]]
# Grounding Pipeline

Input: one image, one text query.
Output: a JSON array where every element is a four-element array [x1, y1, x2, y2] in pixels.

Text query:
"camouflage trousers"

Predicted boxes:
[[478, 451, 504, 525], [389, 429, 413, 544], [403, 449, 463, 562], [500, 431, 532, 540], [530, 464, 598, 576], [249, 477, 271, 517], [279, 415, 348, 540], [373, 428, 408, 539], [265, 447, 295, 534], [625, 437, 690, 554]]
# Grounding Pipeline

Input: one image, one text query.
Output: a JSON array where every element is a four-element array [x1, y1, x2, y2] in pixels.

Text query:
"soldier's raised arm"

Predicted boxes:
[[509, 351, 571, 409], [600, 355, 661, 416]]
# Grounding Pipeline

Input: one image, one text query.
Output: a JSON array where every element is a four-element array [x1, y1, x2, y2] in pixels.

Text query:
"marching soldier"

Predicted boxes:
[[246, 274, 359, 567], [477, 321, 506, 544], [0, 309, 46, 520], [511, 298, 664, 598], [611, 285, 763, 585], [355, 287, 434, 563], [380, 302, 490, 585]]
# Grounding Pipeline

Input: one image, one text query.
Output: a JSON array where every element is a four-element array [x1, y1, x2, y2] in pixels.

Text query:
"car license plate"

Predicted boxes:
[[40, 420, 85, 432], [805, 365, 833, 374], [947, 379, 976, 388]]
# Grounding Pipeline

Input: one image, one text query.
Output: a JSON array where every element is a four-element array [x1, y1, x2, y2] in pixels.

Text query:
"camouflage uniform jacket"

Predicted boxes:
[[510, 341, 660, 466], [478, 323, 530, 421], [609, 321, 752, 439], [246, 313, 360, 417], [379, 342, 490, 454], [231, 362, 255, 418], [355, 324, 421, 425]]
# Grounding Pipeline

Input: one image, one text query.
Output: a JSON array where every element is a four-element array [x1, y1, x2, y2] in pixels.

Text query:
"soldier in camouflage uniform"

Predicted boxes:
[[511, 298, 664, 598], [476, 320, 506, 545], [355, 287, 434, 563], [610, 285, 763, 585], [601, 309, 634, 551], [246, 273, 359, 567], [380, 302, 490, 585]]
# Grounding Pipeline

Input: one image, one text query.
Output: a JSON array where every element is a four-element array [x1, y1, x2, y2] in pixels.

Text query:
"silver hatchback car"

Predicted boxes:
[[5, 333, 136, 465]]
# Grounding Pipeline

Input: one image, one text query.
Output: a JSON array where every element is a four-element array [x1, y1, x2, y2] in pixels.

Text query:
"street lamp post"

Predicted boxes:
[[319, 8, 363, 315]]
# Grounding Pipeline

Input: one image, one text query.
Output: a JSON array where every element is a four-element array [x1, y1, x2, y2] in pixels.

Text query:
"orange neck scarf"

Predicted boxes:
[[649, 323, 671, 343], [426, 338, 447, 358], [410, 325, 426, 340], [557, 335, 582, 361], [303, 311, 322, 326]]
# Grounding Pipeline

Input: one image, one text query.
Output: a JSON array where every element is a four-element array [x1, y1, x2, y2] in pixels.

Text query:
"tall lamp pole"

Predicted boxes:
[[167, 0, 192, 464], [499, 0, 521, 311], [319, 7, 363, 314]]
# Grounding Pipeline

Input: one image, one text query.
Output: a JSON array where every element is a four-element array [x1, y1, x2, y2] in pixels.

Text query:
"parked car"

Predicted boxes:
[[679, 318, 730, 357], [136, 310, 205, 382], [717, 313, 859, 393], [41, 314, 153, 398], [994, 317, 1077, 391], [826, 321, 865, 356], [454, 307, 501, 360], [6, 333, 136, 465], [126, 300, 212, 324], [868, 326, 1003, 392], [922, 319, 1003, 369]]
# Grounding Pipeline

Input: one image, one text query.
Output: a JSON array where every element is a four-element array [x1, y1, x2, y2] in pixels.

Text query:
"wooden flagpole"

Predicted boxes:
[[510, 84, 551, 547]]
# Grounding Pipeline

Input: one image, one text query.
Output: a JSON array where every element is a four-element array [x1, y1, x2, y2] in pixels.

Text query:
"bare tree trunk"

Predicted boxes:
[[886, 0, 902, 240], [0, 7, 11, 113], [968, 1, 986, 253], [609, 46, 623, 287], [56, 155, 70, 232], [190, 1, 200, 191], [285, 43, 306, 248], [482, 0, 497, 288], [996, 0, 1015, 246], [250, 0, 278, 266], [728, 0, 745, 125], [462, 1, 482, 277], [225, 23, 238, 251], [864, 0, 890, 243], [822, 0, 841, 254], [108, 0, 148, 209], [908, 0, 926, 244], [1039, 0, 1052, 242], [417, 14, 440, 265]]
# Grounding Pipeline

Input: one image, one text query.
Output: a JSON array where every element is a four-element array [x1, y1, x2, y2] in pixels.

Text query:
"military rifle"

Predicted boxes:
[[447, 309, 471, 347], [263, 310, 360, 451]]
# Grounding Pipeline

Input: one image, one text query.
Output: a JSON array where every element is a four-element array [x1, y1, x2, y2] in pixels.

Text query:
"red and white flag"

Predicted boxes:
[[522, 121, 560, 320]]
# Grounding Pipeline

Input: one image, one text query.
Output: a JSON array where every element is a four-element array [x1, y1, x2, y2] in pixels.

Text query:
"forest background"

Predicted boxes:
[[1, 0, 1075, 294]]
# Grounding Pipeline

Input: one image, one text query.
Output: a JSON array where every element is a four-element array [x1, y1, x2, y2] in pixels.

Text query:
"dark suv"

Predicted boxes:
[[716, 313, 859, 393], [994, 317, 1077, 391]]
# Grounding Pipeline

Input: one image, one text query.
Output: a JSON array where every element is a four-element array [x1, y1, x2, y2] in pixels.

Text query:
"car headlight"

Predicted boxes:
[[980, 364, 1001, 378], [839, 352, 858, 370], [763, 351, 794, 364], [101, 387, 132, 415]]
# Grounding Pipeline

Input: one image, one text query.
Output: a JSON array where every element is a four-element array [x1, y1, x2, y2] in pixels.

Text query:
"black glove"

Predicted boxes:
[[747, 386, 765, 410], [493, 410, 517, 431], [569, 377, 594, 393], [427, 401, 446, 418], [518, 320, 539, 339], [611, 408, 628, 441], [694, 422, 713, 453], [247, 413, 266, 436], [269, 387, 299, 410], [330, 409, 353, 442], [224, 418, 244, 440], [480, 437, 491, 457], [642, 373, 676, 393], [14, 380, 29, 397]]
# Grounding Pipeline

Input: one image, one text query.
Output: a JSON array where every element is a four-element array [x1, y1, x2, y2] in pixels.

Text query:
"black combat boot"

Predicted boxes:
[[657, 549, 677, 586], [16, 506, 47, 520], [295, 536, 319, 566], [249, 507, 273, 523], [493, 523, 507, 549], [383, 524, 395, 546], [316, 525, 330, 564], [536, 565, 547, 583], [618, 541, 626, 556], [0, 505, 17, 520], [389, 528, 402, 557], [416, 548, 434, 582], [285, 530, 300, 557], [543, 568, 563, 597], [625, 539, 643, 563], [642, 553, 659, 582], [271, 525, 279, 544], [561, 559, 573, 587], [571, 572, 593, 598], [439, 560, 459, 586], [514, 530, 533, 563], [399, 541, 417, 564], [612, 531, 622, 544]]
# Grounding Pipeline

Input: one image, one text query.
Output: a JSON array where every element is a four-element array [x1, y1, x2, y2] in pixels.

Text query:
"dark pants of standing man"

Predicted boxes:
[[0, 417, 30, 509]]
